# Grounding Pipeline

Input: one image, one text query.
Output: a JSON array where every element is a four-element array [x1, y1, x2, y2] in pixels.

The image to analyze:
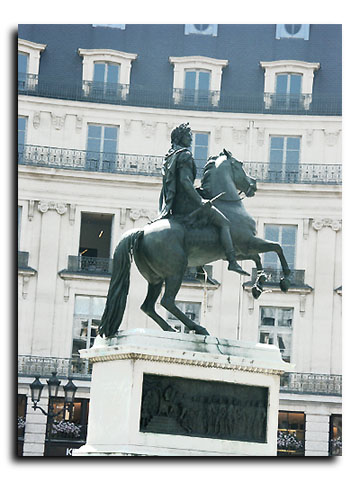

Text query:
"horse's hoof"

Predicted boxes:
[[252, 285, 263, 299], [280, 277, 291, 292], [257, 273, 267, 284], [196, 326, 210, 336]]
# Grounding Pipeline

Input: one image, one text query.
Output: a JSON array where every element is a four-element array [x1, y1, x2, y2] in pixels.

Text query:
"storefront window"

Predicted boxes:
[[45, 398, 89, 456], [277, 411, 305, 456], [329, 414, 342, 456]]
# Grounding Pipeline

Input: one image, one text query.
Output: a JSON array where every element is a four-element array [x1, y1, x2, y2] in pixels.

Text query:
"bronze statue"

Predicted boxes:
[[98, 123, 291, 338]]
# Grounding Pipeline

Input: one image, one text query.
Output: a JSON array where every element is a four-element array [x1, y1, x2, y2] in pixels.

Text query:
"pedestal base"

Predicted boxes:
[[73, 329, 292, 456]]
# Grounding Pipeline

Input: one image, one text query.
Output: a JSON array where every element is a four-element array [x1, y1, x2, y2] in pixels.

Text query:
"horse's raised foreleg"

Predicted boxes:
[[141, 282, 177, 332], [246, 253, 268, 299], [246, 237, 291, 292], [161, 274, 210, 336]]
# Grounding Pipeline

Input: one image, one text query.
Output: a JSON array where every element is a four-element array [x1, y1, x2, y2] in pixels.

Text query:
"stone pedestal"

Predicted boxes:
[[73, 329, 292, 456]]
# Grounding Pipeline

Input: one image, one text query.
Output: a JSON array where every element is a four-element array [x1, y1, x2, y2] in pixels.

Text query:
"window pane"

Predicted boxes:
[[286, 137, 300, 151], [259, 331, 273, 344], [18, 117, 27, 147], [18, 53, 28, 74], [185, 71, 196, 90], [87, 138, 101, 153], [88, 125, 102, 139], [282, 226, 296, 245], [195, 133, 209, 146], [198, 71, 210, 90], [289, 75, 302, 94], [265, 225, 279, 242], [261, 316, 275, 326], [276, 74, 288, 94], [93, 63, 106, 83], [107, 64, 119, 84], [92, 297, 106, 317], [104, 126, 117, 140], [270, 137, 284, 150], [74, 296, 90, 315]]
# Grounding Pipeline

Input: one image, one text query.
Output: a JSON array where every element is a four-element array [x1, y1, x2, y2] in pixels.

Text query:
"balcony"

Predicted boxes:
[[18, 355, 91, 379], [250, 268, 308, 287], [280, 372, 342, 396], [18, 74, 342, 116], [19, 144, 342, 185], [64, 256, 113, 276]]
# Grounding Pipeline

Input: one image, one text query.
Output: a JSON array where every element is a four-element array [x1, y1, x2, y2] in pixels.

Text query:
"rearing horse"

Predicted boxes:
[[98, 150, 291, 338]]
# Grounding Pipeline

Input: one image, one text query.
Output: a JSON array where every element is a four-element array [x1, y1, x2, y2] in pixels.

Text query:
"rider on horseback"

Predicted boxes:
[[158, 123, 249, 276]]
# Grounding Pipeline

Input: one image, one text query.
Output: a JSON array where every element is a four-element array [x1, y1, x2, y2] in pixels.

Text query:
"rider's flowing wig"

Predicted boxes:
[[171, 123, 192, 146]]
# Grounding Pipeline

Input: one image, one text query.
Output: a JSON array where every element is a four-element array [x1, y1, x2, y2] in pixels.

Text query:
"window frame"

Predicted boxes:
[[167, 301, 201, 333], [169, 55, 228, 107], [191, 131, 210, 172], [277, 410, 305, 456], [268, 135, 301, 182], [184, 24, 218, 36], [18, 38, 46, 90], [258, 306, 294, 363], [275, 24, 310, 40], [260, 60, 320, 110], [78, 48, 137, 99], [86, 123, 119, 172], [263, 223, 297, 271]]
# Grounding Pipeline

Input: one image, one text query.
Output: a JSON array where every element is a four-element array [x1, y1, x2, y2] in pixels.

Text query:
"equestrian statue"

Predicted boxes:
[[98, 123, 291, 338]]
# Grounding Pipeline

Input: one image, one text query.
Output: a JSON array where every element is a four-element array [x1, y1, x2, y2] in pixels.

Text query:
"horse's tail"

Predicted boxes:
[[98, 229, 143, 338]]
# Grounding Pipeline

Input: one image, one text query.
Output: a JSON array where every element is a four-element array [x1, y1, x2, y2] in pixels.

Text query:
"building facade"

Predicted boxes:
[[17, 24, 342, 457]]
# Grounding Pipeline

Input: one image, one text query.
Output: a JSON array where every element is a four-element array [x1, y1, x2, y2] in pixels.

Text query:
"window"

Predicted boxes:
[[18, 117, 27, 161], [192, 132, 209, 171], [269, 136, 300, 182], [259, 307, 293, 362], [18, 38, 46, 90], [264, 224, 297, 271], [184, 69, 211, 105], [18, 206, 22, 249], [329, 414, 342, 456], [78, 48, 137, 100], [184, 24, 218, 36], [167, 302, 201, 333], [260, 60, 320, 110], [86, 124, 118, 172], [78, 212, 113, 273], [169, 56, 228, 107], [276, 24, 310, 40], [72, 296, 106, 372], [277, 411, 305, 456]]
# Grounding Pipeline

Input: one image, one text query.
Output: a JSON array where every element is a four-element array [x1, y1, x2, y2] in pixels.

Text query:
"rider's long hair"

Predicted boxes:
[[171, 123, 191, 146]]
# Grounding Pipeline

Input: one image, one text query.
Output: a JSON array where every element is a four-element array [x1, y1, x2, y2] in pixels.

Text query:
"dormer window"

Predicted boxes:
[[78, 48, 137, 100], [276, 24, 310, 40], [169, 55, 228, 107], [260, 60, 320, 110], [18, 38, 46, 91], [184, 24, 218, 36]]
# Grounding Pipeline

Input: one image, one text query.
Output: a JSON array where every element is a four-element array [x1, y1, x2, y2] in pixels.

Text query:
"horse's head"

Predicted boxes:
[[222, 149, 257, 198]]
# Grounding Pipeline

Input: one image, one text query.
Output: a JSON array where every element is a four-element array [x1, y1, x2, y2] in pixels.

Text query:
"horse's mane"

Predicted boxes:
[[200, 155, 218, 197]]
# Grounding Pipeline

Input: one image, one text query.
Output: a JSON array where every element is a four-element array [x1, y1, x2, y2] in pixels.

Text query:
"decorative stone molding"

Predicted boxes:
[[129, 208, 157, 222], [51, 113, 65, 130], [306, 129, 314, 145], [28, 200, 35, 221], [38, 201, 67, 215], [64, 281, 70, 302], [75, 115, 83, 131], [324, 129, 341, 147], [69, 204, 76, 225], [232, 128, 247, 144], [87, 351, 284, 375], [124, 119, 132, 135], [33, 112, 41, 129], [120, 208, 127, 229], [215, 127, 222, 143], [303, 218, 310, 239], [142, 121, 156, 138], [312, 218, 342, 232], [256, 128, 265, 146]]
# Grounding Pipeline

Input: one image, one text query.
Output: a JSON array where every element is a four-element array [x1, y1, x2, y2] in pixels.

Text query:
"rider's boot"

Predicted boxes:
[[226, 249, 250, 276]]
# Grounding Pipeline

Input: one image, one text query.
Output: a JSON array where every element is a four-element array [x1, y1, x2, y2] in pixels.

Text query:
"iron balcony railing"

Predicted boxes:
[[18, 355, 91, 379], [18, 75, 342, 116], [19, 144, 342, 185], [18, 355, 342, 395], [250, 268, 307, 287], [66, 256, 113, 275], [280, 372, 342, 396]]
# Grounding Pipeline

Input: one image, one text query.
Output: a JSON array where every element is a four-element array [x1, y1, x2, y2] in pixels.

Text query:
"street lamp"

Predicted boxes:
[[30, 371, 78, 418]]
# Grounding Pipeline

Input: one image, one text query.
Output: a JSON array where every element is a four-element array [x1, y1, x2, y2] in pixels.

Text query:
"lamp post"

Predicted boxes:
[[30, 371, 78, 418]]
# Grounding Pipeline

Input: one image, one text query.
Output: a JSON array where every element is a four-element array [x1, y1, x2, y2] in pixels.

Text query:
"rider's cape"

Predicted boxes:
[[158, 146, 196, 219]]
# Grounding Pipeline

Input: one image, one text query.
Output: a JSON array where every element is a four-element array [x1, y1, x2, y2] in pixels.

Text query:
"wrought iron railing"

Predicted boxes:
[[19, 144, 342, 185], [66, 256, 113, 275], [244, 162, 342, 185], [250, 268, 307, 287], [18, 74, 342, 116], [280, 372, 342, 396], [18, 355, 91, 379]]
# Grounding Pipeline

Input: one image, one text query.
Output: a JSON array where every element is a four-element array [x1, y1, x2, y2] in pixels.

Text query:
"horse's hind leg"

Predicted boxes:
[[141, 282, 176, 332], [161, 275, 210, 336]]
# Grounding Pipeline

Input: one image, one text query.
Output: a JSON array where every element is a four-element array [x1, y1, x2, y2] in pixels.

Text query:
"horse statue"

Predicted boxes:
[[98, 149, 291, 338]]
